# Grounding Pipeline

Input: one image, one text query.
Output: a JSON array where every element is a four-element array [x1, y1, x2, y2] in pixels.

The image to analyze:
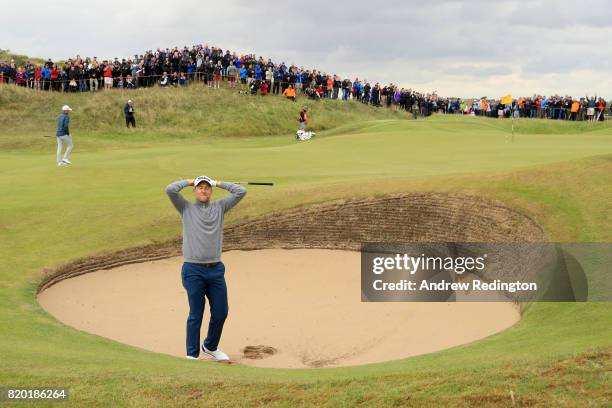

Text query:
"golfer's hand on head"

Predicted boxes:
[[203, 175, 217, 187]]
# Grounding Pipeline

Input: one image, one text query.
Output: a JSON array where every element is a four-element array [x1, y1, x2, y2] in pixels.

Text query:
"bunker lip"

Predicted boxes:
[[36, 193, 545, 368], [37, 192, 546, 294]]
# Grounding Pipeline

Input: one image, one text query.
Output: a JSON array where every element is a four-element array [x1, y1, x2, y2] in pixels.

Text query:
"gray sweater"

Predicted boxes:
[[165, 180, 247, 264]]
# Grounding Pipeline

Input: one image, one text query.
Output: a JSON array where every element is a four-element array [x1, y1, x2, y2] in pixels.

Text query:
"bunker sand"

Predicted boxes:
[[38, 249, 519, 368]]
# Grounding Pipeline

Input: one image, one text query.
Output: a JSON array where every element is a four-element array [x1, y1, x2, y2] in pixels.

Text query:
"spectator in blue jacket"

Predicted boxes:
[[239, 66, 247, 84], [352, 79, 360, 101], [41, 65, 51, 90]]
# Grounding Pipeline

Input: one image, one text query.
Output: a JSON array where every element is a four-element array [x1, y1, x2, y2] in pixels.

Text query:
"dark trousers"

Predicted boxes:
[[125, 115, 136, 128], [181, 262, 228, 357]]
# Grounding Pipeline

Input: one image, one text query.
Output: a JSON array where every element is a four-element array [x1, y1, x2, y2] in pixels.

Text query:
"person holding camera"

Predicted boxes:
[[124, 100, 136, 128]]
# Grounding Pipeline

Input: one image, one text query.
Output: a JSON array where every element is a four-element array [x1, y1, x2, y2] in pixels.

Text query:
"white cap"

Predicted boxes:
[[194, 175, 213, 187], [62, 105, 72, 111], [127, 99, 132, 103]]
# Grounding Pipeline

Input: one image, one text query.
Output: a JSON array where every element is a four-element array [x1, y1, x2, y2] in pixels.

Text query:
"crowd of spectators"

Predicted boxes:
[[437, 95, 608, 122], [1, 44, 609, 121]]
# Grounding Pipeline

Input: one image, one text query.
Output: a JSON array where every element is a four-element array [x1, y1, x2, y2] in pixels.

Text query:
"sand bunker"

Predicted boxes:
[[38, 249, 519, 368], [38, 193, 541, 368]]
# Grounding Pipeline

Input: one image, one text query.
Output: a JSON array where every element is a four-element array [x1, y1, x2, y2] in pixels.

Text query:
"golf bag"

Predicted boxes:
[[295, 130, 315, 141]]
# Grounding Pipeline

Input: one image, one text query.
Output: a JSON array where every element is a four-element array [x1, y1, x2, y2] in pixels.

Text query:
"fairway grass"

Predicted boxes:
[[0, 104, 611, 406]]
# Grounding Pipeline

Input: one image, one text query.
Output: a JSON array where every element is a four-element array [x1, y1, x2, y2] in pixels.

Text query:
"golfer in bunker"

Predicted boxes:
[[165, 175, 247, 361]]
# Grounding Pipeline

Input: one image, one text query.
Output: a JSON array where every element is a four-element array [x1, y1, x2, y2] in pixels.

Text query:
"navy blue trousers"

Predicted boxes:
[[181, 262, 228, 358]]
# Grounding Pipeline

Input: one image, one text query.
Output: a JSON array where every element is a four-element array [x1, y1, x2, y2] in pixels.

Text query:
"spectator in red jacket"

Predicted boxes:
[[50, 66, 60, 91], [15, 68, 26, 86], [326, 76, 333, 98], [34, 65, 42, 90], [103, 64, 113, 89], [260, 80, 268, 95], [316, 84, 323, 99], [596, 97, 607, 121]]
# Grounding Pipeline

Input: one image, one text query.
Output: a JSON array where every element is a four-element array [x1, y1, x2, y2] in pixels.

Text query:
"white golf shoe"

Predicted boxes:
[[202, 345, 230, 361], [185, 355, 199, 360], [62, 159, 72, 165]]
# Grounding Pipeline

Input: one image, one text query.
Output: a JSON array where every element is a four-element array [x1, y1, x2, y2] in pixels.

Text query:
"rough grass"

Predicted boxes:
[[0, 84, 404, 150]]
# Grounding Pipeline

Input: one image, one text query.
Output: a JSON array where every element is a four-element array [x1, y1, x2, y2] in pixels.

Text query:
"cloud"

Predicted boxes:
[[1, 0, 610, 97]]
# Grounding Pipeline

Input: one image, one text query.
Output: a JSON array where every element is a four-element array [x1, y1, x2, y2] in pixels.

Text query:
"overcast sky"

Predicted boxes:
[[2, 0, 611, 98]]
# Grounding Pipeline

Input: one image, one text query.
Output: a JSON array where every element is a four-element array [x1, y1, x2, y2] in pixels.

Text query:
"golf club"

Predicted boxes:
[[231, 181, 274, 186]]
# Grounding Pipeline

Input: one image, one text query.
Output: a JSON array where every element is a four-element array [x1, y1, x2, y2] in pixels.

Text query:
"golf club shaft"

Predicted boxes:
[[231, 181, 274, 186]]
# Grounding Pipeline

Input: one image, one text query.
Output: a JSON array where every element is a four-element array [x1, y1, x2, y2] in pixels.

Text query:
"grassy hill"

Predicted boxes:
[[0, 85, 611, 406], [0, 49, 47, 66], [0, 84, 404, 150]]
